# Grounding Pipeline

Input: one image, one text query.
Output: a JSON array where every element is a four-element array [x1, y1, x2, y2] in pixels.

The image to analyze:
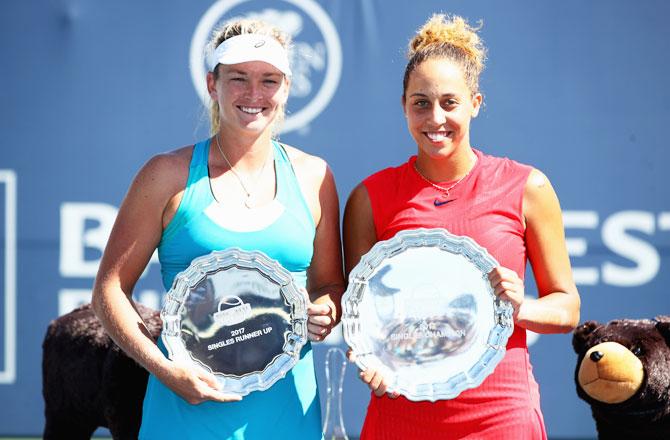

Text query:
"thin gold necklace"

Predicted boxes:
[[413, 156, 477, 204], [214, 135, 272, 208]]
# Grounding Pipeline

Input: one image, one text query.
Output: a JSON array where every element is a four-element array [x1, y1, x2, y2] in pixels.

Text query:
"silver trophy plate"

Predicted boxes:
[[161, 248, 308, 396], [342, 228, 514, 402]]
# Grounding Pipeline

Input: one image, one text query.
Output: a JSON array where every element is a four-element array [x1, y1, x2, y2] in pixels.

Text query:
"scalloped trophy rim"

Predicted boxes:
[[342, 227, 514, 402], [161, 247, 308, 397]]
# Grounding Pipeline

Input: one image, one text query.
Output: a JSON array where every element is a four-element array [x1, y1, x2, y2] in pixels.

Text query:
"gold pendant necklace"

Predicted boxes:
[[214, 135, 271, 208], [413, 157, 477, 205]]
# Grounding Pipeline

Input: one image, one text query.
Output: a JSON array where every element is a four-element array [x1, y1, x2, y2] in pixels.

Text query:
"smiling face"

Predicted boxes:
[[207, 60, 289, 136], [403, 58, 482, 160]]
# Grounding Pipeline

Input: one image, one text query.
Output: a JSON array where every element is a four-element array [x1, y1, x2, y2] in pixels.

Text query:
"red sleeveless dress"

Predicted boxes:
[[359, 149, 547, 440]]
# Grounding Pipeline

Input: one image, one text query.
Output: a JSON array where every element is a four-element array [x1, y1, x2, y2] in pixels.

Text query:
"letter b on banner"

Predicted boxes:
[[59, 203, 117, 277]]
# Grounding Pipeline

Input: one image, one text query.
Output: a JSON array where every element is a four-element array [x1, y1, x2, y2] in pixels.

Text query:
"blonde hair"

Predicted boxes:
[[207, 19, 291, 135], [403, 14, 486, 96]]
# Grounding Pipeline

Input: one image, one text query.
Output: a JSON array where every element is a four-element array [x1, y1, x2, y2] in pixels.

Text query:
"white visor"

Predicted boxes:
[[207, 34, 292, 76]]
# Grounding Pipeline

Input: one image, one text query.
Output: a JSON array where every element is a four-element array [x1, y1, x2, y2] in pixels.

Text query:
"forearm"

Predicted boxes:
[[92, 284, 171, 379], [515, 291, 581, 334]]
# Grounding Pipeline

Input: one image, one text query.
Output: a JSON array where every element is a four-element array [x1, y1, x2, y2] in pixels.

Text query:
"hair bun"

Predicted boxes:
[[408, 14, 486, 72]]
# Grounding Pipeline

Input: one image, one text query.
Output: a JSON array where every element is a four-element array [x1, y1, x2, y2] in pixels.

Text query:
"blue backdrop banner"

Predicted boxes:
[[1, 1, 669, 438]]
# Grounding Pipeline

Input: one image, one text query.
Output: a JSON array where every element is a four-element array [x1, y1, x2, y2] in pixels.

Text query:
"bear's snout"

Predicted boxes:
[[578, 341, 644, 404]]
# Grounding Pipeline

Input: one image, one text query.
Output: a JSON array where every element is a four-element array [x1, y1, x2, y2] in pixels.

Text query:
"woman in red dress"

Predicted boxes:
[[343, 14, 581, 440]]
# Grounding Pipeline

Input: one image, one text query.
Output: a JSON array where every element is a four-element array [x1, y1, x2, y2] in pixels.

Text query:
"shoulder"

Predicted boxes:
[[347, 182, 370, 205], [362, 160, 411, 190], [142, 145, 191, 172], [281, 143, 332, 184], [523, 167, 561, 220], [524, 168, 556, 201], [345, 183, 373, 222], [136, 146, 191, 182], [474, 150, 534, 197], [130, 145, 193, 200], [280, 143, 337, 225], [476, 149, 532, 175]]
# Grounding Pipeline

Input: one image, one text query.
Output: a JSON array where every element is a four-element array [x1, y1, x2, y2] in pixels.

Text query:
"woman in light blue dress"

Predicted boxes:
[[92, 18, 344, 440]]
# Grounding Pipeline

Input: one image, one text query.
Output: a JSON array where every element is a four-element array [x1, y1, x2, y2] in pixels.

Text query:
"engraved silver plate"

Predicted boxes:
[[161, 248, 308, 396], [342, 228, 514, 402]]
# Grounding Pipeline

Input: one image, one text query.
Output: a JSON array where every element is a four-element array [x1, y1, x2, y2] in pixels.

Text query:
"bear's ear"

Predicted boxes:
[[655, 316, 670, 346], [572, 321, 600, 354]]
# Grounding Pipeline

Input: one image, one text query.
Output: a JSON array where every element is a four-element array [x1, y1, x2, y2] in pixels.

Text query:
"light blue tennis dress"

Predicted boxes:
[[139, 139, 323, 440]]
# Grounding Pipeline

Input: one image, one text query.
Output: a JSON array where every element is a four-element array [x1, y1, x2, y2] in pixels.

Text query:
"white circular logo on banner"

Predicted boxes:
[[190, 0, 342, 134]]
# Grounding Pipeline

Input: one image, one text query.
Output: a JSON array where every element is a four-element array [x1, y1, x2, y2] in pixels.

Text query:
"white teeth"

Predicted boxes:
[[240, 106, 263, 114], [426, 132, 449, 141]]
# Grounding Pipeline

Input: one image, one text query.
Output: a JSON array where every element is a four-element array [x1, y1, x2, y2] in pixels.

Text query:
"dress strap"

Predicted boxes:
[[273, 141, 316, 232], [161, 139, 215, 244]]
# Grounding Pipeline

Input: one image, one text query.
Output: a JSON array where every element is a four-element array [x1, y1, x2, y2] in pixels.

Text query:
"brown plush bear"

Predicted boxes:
[[42, 302, 162, 440], [572, 316, 670, 440]]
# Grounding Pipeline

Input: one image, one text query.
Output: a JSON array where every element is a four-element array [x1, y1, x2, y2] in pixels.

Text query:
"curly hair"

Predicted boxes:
[[403, 14, 487, 96]]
